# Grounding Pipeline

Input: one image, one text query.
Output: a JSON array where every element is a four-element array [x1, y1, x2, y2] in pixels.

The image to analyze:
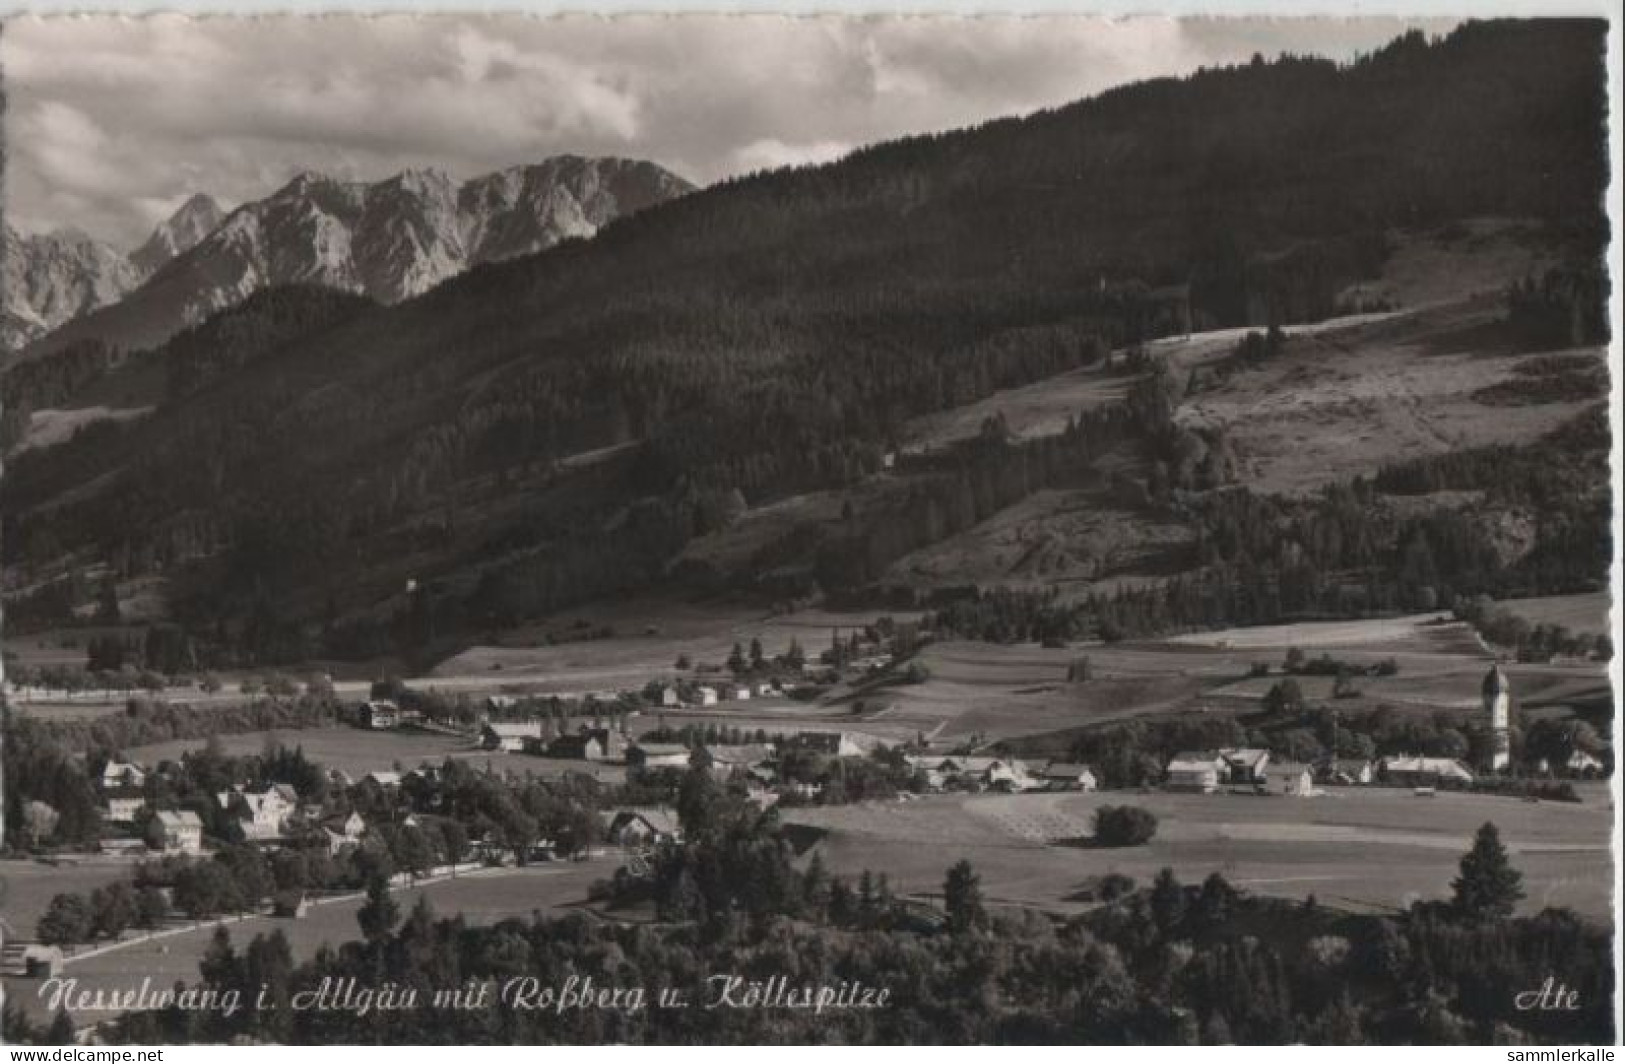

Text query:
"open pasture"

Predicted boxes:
[[786, 784, 1613, 922], [433, 598, 914, 688], [1165, 612, 1476, 652], [126, 727, 636, 784], [884, 485, 1193, 591], [1493, 593, 1614, 639], [127, 727, 502, 778], [1175, 298, 1605, 497], [0, 858, 138, 938], [876, 611, 1545, 743]]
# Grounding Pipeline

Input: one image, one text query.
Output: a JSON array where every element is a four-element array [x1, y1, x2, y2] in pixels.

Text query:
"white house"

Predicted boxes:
[[482, 722, 544, 752], [364, 771, 403, 788], [1263, 762, 1314, 796], [156, 810, 204, 854], [103, 787, 146, 824], [698, 744, 775, 775], [627, 742, 691, 769], [322, 811, 367, 854], [101, 761, 147, 789], [754, 681, 780, 698], [219, 783, 297, 840], [693, 686, 719, 707], [604, 808, 681, 848], [660, 686, 682, 707], [917, 756, 1037, 792], [728, 685, 752, 702], [1380, 755, 1475, 786], [363, 700, 401, 730], [1166, 752, 1225, 793], [1037, 763, 1098, 792], [795, 731, 870, 757]]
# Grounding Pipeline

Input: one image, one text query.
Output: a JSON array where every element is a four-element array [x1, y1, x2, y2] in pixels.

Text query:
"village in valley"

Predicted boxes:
[[2, 589, 1615, 1034], [0, 16, 1616, 1046]]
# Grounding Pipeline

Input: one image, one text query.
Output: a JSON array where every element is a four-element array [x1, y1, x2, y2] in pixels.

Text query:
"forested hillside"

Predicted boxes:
[[1, 20, 1608, 667]]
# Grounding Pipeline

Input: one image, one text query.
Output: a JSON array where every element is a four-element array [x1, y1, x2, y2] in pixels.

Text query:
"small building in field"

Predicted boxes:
[[362, 700, 401, 730], [754, 681, 781, 698], [1380, 755, 1475, 787], [792, 731, 870, 757], [482, 722, 544, 752], [1038, 763, 1098, 792], [1263, 762, 1314, 796], [546, 727, 626, 762], [604, 808, 681, 848], [156, 810, 204, 854], [728, 685, 752, 701], [1165, 752, 1225, 793], [626, 742, 691, 770], [272, 893, 312, 919], [364, 771, 403, 789], [1322, 758, 1374, 785], [696, 744, 775, 775], [659, 686, 681, 707], [1219, 748, 1271, 785], [21, 945, 65, 979], [692, 686, 719, 707], [923, 756, 1036, 792]]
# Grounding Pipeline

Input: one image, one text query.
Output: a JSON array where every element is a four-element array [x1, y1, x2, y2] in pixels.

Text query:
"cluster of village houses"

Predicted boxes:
[[99, 759, 376, 857], [97, 720, 1588, 864]]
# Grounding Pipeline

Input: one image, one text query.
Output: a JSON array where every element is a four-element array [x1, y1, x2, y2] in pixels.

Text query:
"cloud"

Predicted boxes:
[[730, 138, 853, 175], [1, 14, 1458, 248]]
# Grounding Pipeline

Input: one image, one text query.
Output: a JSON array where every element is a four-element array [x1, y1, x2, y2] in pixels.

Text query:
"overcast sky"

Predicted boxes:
[[3, 14, 1458, 248]]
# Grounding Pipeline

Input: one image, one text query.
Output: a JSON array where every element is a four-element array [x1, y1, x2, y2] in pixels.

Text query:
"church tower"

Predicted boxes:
[[1481, 664, 1512, 771]]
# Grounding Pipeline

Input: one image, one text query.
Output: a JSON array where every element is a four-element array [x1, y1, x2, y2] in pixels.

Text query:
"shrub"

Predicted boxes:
[[1093, 804, 1159, 847]]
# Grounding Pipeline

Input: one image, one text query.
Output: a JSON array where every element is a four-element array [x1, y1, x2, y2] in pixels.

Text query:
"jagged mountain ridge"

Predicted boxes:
[[15, 155, 693, 359], [3, 194, 223, 354], [1, 225, 141, 352], [130, 193, 226, 277]]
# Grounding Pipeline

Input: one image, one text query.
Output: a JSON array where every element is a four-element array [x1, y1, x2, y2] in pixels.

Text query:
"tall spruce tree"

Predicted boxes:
[[1451, 821, 1525, 920]]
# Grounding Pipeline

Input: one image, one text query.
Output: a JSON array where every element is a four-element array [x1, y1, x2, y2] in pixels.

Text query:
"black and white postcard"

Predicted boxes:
[[0, 11, 1618, 1048]]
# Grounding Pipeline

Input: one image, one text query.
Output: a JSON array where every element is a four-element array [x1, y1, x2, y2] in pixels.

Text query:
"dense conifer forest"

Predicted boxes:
[[0, 20, 1609, 667]]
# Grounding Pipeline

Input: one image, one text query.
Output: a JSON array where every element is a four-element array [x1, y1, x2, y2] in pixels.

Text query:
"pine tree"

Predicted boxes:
[[356, 873, 400, 943], [943, 859, 986, 933], [1150, 867, 1187, 936], [45, 1009, 75, 1046], [1451, 821, 1525, 920]]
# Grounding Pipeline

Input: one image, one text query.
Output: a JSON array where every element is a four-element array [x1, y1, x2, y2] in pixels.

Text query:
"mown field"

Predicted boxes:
[[1493, 592, 1613, 638], [432, 599, 913, 684], [123, 727, 638, 784], [878, 608, 1611, 746], [787, 784, 1614, 922]]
